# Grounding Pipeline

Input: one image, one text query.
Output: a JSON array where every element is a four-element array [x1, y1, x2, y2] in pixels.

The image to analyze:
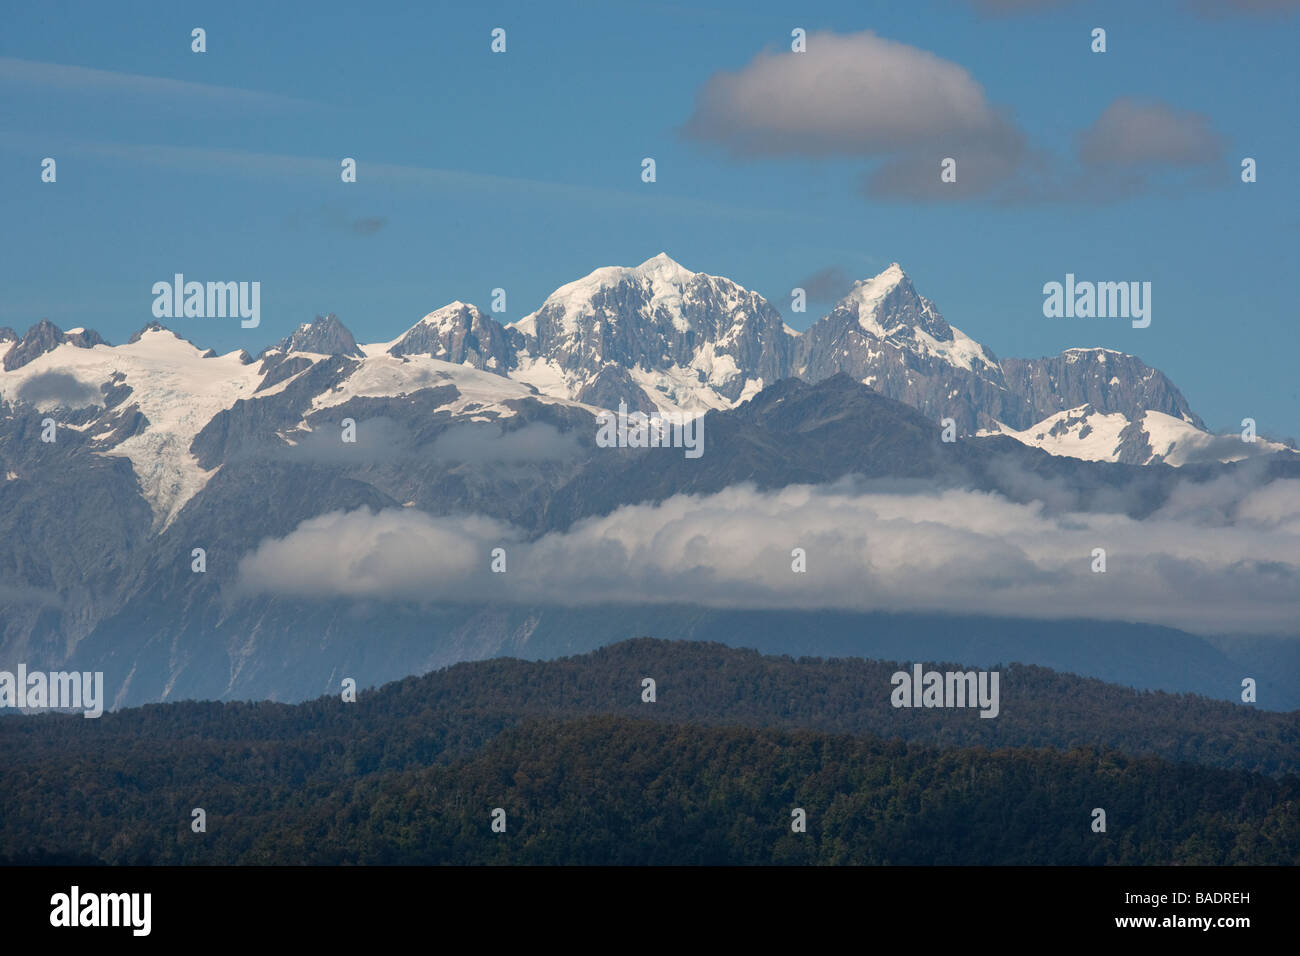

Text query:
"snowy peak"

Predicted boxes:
[[414, 301, 482, 327], [832, 263, 955, 344], [126, 322, 212, 353], [509, 254, 792, 411], [799, 263, 1010, 432], [1, 252, 1268, 506], [635, 251, 695, 284], [273, 313, 363, 358], [522, 253, 702, 334], [3, 319, 108, 371], [838, 263, 908, 325], [387, 301, 516, 375]]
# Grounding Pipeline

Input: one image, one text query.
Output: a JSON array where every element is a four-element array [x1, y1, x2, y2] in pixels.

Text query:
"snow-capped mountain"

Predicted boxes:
[[0, 324, 265, 527], [0, 319, 582, 529], [985, 349, 1292, 465], [3, 291, 1298, 708], [508, 252, 793, 414], [983, 404, 1292, 466], [1001, 348, 1205, 429], [274, 313, 364, 358], [1, 251, 1292, 530], [2, 318, 107, 371], [385, 301, 518, 374], [796, 263, 1031, 433]]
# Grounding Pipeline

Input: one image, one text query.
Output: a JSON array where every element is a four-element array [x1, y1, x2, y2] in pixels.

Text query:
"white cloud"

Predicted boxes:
[[234, 478, 1300, 636], [682, 31, 1020, 160]]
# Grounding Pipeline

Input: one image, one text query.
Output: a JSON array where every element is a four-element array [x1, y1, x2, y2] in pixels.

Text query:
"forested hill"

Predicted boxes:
[[3, 714, 1297, 865], [3, 639, 1298, 864], [5, 638, 1295, 775]]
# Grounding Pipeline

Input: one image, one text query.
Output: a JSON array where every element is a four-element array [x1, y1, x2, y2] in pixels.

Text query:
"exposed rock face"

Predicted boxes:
[[797, 264, 1031, 432], [1002, 349, 1205, 429], [274, 313, 364, 358], [3, 319, 107, 371], [388, 302, 518, 374]]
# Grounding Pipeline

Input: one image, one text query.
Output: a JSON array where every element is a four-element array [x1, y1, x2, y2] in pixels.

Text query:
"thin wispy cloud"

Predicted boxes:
[[0, 136, 820, 226], [0, 56, 319, 111]]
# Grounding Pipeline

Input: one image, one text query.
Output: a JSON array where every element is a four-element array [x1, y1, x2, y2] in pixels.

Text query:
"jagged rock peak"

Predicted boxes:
[[3, 319, 107, 371], [275, 313, 363, 357]]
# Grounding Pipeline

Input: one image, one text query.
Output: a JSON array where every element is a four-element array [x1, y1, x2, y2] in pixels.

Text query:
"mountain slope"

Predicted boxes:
[[1001, 348, 1205, 428], [985, 404, 1293, 466], [5, 365, 1300, 708]]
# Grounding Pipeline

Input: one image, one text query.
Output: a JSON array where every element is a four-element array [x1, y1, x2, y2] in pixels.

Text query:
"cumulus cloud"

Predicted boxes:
[[1078, 98, 1224, 167], [234, 477, 1300, 635], [990, 97, 1227, 203], [682, 31, 1022, 164], [682, 32, 1232, 204], [235, 510, 516, 600]]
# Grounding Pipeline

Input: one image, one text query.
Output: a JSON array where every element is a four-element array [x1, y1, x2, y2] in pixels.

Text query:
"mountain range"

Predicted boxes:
[[2, 255, 1291, 525], [1, 255, 1297, 709]]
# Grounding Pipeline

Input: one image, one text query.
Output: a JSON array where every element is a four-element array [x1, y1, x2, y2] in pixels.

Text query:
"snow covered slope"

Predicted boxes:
[[0, 326, 263, 527], [3, 253, 1290, 524], [507, 252, 793, 415], [983, 405, 1295, 466]]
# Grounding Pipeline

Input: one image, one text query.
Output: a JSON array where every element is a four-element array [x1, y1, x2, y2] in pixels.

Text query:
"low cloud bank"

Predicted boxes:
[[234, 477, 1300, 636]]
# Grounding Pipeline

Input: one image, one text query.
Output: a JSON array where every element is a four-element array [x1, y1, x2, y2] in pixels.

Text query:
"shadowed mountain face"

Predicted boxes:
[[1001, 350, 1206, 428], [3, 363, 1298, 708]]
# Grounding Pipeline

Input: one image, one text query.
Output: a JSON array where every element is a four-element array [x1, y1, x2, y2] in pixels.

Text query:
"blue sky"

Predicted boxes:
[[2, 0, 1297, 435]]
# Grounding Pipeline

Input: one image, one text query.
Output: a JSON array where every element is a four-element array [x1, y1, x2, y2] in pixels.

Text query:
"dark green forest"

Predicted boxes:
[[2, 639, 1296, 864]]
